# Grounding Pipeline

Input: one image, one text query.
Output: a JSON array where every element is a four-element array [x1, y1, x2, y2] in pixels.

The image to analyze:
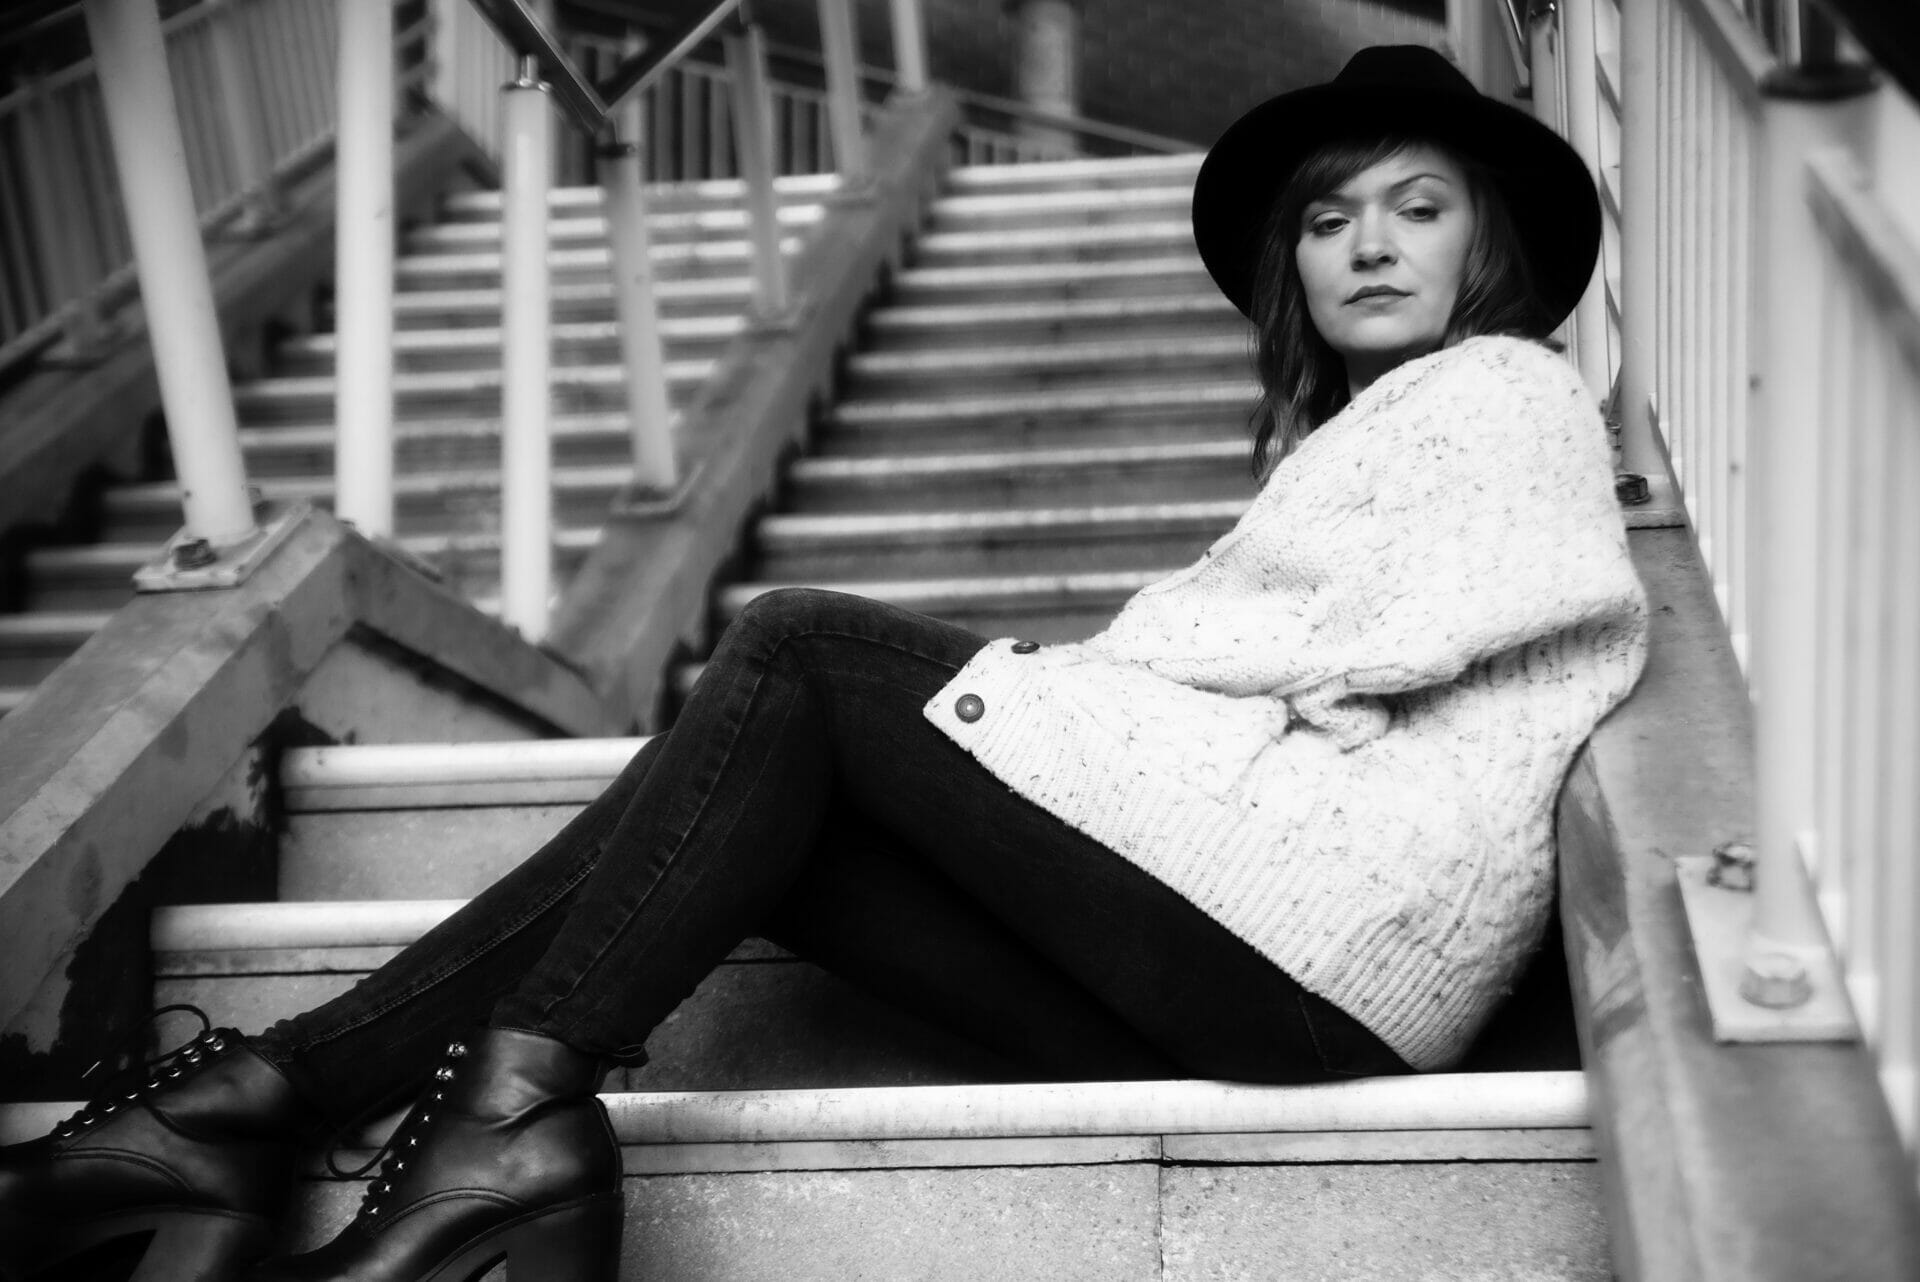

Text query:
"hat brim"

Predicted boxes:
[[1191, 82, 1602, 328]]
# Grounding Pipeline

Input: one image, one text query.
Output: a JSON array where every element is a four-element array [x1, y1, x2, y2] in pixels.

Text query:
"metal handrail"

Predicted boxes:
[[463, 0, 749, 137], [563, 0, 1191, 157]]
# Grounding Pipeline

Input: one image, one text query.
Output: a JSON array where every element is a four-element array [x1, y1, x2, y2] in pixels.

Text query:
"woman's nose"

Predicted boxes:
[[1350, 211, 1396, 267]]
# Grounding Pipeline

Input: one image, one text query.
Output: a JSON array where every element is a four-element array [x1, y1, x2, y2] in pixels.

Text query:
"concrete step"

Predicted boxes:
[[433, 173, 844, 221], [859, 294, 1245, 350], [781, 440, 1252, 513], [404, 201, 826, 253], [274, 316, 745, 375], [815, 381, 1257, 453], [885, 257, 1216, 305], [1, 1075, 1602, 1279], [944, 153, 1204, 196], [22, 528, 599, 612], [394, 236, 802, 290], [234, 411, 646, 475], [0, 610, 109, 688], [230, 359, 713, 422], [712, 571, 1170, 643], [911, 221, 1195, 269], [842, 336, 1248, 397], [93, 464, 636, 546], [747, 501, 1240, 582], [392, 278, 754, 328], [923, 183, 1193, 233]]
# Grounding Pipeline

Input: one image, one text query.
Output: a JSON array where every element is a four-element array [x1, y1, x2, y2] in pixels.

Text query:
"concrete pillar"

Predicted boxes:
[[1007, 0, 1080, 153]]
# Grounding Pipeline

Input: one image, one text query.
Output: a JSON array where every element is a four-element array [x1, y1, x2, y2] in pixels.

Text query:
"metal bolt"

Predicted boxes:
[[1615, 472, 1652, 506], [1740, 952, 1813, 1009], [1708, 840, 1757, 891], [172, 538, 216, 570]]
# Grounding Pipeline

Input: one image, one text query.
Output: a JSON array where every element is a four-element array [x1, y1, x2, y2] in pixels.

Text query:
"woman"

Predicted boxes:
[[0, 45, 1648, 1282]]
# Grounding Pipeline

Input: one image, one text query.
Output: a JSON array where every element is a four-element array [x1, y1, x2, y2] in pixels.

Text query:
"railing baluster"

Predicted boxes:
[[889, 0, 929, 95], [81, 0, 255, 548], [725, 22, 790, 319], [210, 0, 284, 233], [333, 0, 397, 538], [600, 141, 678, 492], [815, 0, 869, 184], [498, 59, 555, 640]]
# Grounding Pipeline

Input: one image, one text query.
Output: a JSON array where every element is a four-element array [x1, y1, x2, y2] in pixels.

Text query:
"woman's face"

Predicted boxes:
[[1294, 143, 1478, 390]]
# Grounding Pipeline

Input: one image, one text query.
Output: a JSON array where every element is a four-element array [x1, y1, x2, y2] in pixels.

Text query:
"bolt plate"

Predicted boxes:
[[133, 501, 308, 592], [1674, 855, 1859, 1042]]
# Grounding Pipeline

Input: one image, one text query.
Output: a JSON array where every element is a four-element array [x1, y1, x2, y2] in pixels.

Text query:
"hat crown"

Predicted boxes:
[[1331, 45, 1479, 98]]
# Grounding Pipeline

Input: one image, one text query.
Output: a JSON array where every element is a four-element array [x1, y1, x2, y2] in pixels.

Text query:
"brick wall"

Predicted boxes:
[[749, 0, 1446, 147]]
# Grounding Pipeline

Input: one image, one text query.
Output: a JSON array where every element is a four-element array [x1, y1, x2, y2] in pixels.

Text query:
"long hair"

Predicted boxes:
[[1245, 135, 1558, 478]]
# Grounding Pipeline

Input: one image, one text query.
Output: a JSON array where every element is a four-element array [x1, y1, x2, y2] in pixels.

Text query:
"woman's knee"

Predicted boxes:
[[727, 587, 863, 649]]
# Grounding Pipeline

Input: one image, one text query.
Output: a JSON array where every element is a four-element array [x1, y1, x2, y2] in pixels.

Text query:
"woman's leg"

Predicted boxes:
[[490, 587, 1404, 1083], [249, 734, 667, 1126]]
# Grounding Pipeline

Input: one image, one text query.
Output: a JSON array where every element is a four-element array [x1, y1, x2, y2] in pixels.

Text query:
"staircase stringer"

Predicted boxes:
[[0, 506, 620, 1058]]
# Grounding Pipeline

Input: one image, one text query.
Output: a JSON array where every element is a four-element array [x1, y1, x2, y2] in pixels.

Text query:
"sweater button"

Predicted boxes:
[[954, 694, 985, 723], [1011, 640, 1039, 654]]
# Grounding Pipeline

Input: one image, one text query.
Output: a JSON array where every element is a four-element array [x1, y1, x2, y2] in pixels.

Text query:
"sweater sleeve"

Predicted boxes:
[[1289, 342, 1644, 726]]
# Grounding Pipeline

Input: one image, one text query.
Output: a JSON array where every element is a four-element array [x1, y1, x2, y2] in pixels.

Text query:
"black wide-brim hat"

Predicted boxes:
[[1192, 45, 1602, 328]]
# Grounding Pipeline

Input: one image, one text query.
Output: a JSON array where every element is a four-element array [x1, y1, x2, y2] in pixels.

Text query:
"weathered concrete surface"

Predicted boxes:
[[0, 507, 617, 1040], [1161, 1163, 1607, 1281], [159, 956, 1016, 1092], [1558, 526, 1920, 1281]]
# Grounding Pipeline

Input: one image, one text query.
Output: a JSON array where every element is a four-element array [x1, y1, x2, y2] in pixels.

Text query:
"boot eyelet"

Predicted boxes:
[[432, 1090, 445, 1102], [205, 1035, 227, 1052], [434, 1066, 455, 1082], [446, 1041, 468, 1058]]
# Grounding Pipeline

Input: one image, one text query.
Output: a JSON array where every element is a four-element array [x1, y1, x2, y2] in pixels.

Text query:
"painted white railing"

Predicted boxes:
[[0, 0, 428, 376], [1800, 139, 1920, 1158], [1485, 0, 1920, 1180]]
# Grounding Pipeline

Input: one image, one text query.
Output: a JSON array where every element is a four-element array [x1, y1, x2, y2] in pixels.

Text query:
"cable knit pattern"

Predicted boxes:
[[922, 336, 1650, 1069]]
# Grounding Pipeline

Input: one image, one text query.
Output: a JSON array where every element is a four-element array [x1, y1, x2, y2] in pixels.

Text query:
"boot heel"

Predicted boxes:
[[503, 1193, 623, 1282], [128, 1209, 275, 1282]]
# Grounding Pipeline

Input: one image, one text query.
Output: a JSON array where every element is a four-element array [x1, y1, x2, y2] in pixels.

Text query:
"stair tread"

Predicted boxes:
[[866, 294, 1240, 330], [233, 359, 714, 399], [945, 154, 1204, 188], [849, 336, 1245, 376], [716, 569, 1173, 615], [411, 203, 825, 244], [831, 380, 1257, 423], [754, 500, 1247, 546], [283, 316, 745, 356], [437, 172, 843, 215], [789, 440, 1247, 482], [395, 237, 800, 273]]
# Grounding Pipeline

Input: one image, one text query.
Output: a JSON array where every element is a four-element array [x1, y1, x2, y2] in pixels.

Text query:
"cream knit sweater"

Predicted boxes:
[[921, 335, 1650, 1070]]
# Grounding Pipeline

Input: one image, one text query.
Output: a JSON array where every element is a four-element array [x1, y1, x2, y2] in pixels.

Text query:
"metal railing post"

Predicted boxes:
[[1558, 0, 1613, 399], [499, 60, 555, 640], [81, 0, 255, 547], [334, 0, 397, 538], [1615, 0, 1664, 480], [207, 0, 284, 235], [600, 141, 679, 492], [815, 0, 869, 184], [724, 22, 791, 317], [1742, 56, 1878, 1004], [888, 0, 929, 95]]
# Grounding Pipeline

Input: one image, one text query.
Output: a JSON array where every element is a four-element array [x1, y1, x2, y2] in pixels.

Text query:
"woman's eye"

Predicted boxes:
[[1307, 216, 1346, 237], [1401, 204, 1439, 222]]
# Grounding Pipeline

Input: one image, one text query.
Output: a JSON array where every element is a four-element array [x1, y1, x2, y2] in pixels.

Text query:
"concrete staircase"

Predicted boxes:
[[0, 172, 840, 713], [0, 154, 1610, 1277]]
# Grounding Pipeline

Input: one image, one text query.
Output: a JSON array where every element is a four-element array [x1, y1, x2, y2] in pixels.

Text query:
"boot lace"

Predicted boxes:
[[326, 1038, 469, 1220], [52, 1003, 236, 1140]]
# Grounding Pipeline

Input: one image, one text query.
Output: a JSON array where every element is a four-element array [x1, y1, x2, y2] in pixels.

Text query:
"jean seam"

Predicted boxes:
[[282, 830, 607, 1054], [528, 623, 966, 1030]]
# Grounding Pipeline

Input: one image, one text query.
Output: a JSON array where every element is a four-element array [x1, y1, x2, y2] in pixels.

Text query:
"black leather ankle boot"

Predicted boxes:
[[248, 1028, 621, 1282], [0, 1025, 312, 1281]]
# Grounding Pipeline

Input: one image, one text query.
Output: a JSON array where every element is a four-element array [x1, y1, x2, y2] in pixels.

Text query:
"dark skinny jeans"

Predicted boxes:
[[255, 589, 1405, 1126]]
